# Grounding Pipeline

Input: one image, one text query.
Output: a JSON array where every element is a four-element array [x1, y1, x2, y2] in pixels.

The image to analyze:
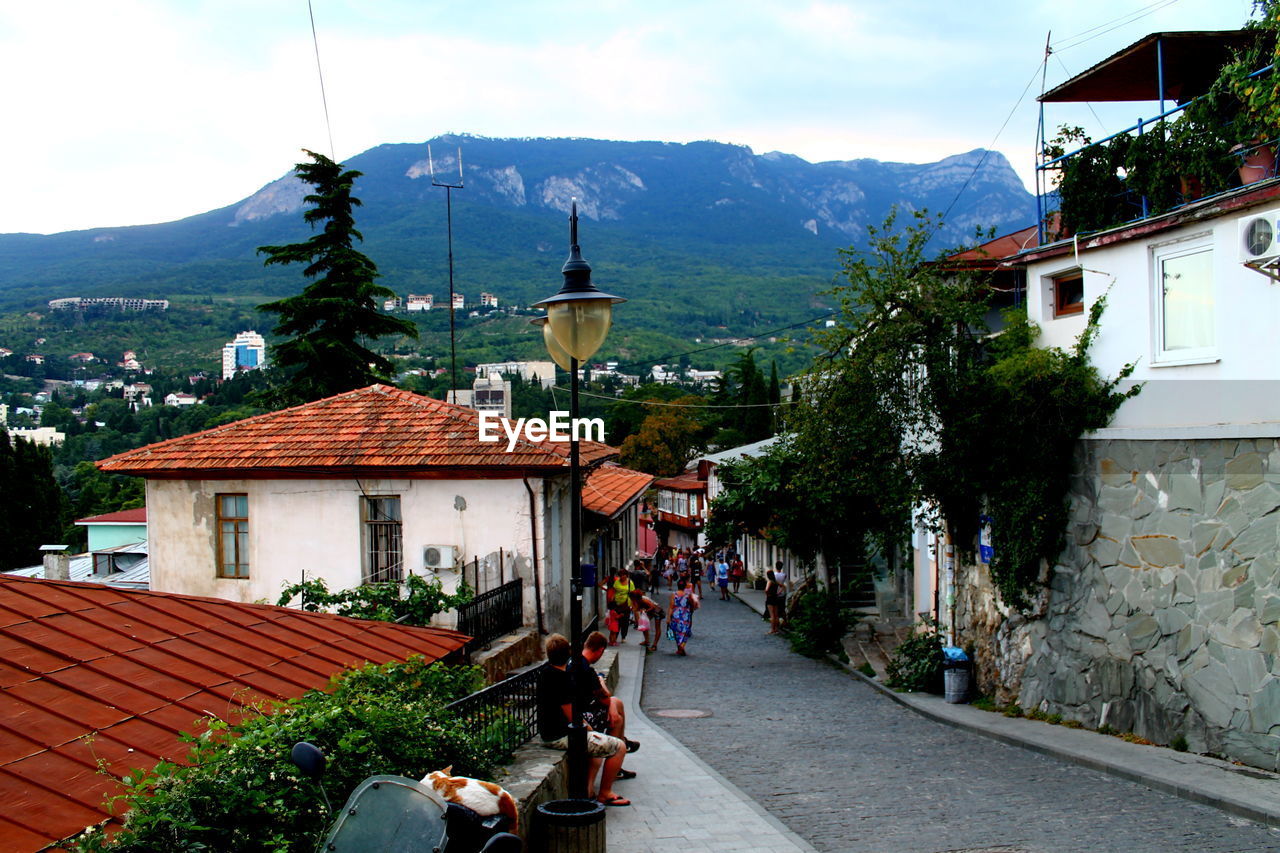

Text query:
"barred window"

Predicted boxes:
[[362, 496, 403, 584]]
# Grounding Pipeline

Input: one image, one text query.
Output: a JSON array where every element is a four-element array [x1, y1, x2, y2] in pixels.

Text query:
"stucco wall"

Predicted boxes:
[[1026, 211, 1280, 431], [85, 523, 147, 552], [146, 477, 549, 622], [959, 435, 1280, 770]]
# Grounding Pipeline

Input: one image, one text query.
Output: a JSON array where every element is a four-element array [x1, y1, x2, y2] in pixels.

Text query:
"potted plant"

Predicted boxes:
[[1218, 11, 1280, 183]]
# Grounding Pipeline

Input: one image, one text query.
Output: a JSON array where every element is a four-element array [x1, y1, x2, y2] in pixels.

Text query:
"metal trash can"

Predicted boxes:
[[942, 646, 971, 704], [533, 798, 606, 853]]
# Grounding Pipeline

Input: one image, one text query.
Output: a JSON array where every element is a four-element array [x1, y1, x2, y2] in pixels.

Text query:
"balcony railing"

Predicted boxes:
[[456, 578, 523, 652]]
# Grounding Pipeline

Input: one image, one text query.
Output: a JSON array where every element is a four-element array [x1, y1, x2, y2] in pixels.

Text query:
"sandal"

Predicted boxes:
[[617, 768, 637, 779], [625, 738, 640, 753], [598, 795, 631, 807]]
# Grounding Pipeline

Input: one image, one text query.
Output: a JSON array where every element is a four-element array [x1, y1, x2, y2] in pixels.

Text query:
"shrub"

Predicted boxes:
[[786, 587, 852, 658], [70, 657, 492, 852], [1171, 733, 1189, 752], [856, 661, 876, 678], [885, 619, 943, 693]]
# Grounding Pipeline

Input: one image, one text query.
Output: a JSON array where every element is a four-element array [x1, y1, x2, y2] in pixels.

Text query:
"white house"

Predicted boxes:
[[934, 28, 1280, 770], [98, 384, 618, 635], [164, 392, 200, 407]]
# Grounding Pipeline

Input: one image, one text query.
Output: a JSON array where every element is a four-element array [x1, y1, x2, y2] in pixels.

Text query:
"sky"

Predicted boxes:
[[0, 0, 1256, 235]]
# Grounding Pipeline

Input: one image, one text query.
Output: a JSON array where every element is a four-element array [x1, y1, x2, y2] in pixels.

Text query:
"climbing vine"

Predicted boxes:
[[709, 210, 1138, 607]]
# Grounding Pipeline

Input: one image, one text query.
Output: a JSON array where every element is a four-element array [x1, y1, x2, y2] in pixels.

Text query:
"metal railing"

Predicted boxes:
[[456, 578, 523, 651], [444, 663, 544, 758]]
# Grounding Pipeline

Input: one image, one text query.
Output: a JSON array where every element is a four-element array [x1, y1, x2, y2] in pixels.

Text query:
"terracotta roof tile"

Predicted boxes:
[[0, 574, 468, 850], [583, 465, 654, 519], [98, 384, 615, 476], [653, 472, 706, 492]]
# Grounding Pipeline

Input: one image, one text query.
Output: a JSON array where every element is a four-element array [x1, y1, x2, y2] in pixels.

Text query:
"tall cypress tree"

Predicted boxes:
[[0, 430, 66, 570], [258, 150, 417, 405]]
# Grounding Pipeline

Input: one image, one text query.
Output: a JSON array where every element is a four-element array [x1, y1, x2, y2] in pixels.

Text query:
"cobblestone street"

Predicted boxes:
[[639, 595, 1280, 853]]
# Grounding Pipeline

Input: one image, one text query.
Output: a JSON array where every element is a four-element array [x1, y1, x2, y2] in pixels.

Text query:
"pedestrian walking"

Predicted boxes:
[[729, 554, 745, 594], [765, 566, 787, 635], [688, 551, 703, 597], [602, 567, 637, 646], [716, 555, 731, 600], [631, 592, 665, 651], [667, 578, 699, 655]]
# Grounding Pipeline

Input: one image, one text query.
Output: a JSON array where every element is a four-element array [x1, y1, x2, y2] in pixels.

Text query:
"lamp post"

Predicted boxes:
[[533, 201, 623, 799]]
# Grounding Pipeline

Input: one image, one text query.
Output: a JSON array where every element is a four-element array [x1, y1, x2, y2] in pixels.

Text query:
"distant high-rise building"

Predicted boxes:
[[452, 293, 465, 310], [479, 292, 499, 308], [222, 331, 267, 380], [406, 294, 434, 311]]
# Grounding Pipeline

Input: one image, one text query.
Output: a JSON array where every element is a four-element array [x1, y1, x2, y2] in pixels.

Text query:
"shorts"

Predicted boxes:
[[545, 730, 624, 758], [717, 579, 729, 588]]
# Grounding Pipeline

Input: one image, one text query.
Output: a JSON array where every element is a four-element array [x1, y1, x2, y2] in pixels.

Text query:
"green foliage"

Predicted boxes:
[[258, 151, 418, 404], [0, 429, 67, 570], [276, 573, 473, 627], [618, 395, 709, 476], [1171, 733, 1189, 752], [1046, 127, 1132, 237], [856, 661, 876, 678], [785, 586, 852, 658], [68, 657, 490, 852], [885, 618, 943, 693]]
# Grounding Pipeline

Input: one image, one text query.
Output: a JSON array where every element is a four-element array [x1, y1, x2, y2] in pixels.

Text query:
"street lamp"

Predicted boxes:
[[533, 201, 623, 799]]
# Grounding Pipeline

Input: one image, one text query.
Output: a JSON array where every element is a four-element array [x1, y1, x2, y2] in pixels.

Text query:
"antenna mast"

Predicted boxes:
[[429, 144, 465, 397]]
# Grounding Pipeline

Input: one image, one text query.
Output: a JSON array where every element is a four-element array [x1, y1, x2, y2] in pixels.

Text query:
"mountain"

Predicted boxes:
[[0, 135, 1035, 339]]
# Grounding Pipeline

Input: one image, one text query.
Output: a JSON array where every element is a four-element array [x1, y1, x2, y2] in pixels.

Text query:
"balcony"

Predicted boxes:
[[1035, 28, 1279, 242]]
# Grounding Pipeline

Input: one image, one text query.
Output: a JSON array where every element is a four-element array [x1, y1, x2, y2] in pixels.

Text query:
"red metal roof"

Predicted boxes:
[[1040, 30, 1260, 104], [583, 465, 653, 519], [75, 508, 147, 526], [653, 472, 706, 493], [97, 384, 616, 478], [0, 574, 468, 850]]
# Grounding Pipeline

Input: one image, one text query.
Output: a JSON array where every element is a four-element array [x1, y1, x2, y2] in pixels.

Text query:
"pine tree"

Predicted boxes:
[[258, 150, 417, 405]]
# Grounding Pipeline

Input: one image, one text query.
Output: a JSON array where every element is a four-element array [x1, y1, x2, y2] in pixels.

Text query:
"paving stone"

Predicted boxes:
[[638, 595, 1280, 852]]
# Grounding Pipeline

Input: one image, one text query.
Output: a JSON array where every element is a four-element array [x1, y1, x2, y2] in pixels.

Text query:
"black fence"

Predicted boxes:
[[445, 663, 544, 758], [456, 578, 523, 652]]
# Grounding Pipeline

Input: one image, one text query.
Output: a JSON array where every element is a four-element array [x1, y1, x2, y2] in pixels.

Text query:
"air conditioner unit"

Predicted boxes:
[[1239, 211, 1280, 263], [423, 545, 457, 570]]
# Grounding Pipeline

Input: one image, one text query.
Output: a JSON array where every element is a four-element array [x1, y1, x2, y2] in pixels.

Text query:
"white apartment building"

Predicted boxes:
[[221, 331, 267, 380]]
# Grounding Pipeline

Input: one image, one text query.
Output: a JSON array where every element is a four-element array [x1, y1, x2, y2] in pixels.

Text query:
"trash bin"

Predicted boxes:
[[532, 798, 606, 853], [942, 646, 971, 704]]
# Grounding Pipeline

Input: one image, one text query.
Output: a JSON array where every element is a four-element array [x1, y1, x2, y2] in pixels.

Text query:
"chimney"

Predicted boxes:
[[41, 545, 70, 581]]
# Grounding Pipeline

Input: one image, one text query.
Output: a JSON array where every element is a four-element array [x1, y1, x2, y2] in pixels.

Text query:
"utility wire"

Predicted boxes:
[[1052, 0, 1181, 53], [558, 387, 792, 409], [932, 57, 1046, 237], [307, 0, 337, 161]]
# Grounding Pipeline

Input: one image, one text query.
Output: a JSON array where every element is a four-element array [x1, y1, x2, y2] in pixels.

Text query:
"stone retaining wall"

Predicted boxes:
[[959, 436, 1280, 770]]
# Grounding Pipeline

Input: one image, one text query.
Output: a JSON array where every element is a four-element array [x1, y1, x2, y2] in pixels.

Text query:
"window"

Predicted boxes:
[[1154, 243, 1215, 361], [1052, 271, 1084, 317], [362, 496, 403, 584], [216, 494, 249, 579]]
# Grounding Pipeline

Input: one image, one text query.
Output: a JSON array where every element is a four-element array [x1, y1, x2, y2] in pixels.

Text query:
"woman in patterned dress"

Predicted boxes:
[[667, 577, 699, 656]]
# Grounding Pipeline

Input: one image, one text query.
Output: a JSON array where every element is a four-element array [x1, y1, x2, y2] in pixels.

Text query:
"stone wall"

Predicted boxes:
[[964, 435, 1280, 770]]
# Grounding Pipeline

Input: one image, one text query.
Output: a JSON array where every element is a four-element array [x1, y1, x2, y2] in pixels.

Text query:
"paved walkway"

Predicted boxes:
[[604, 639, 816, 853], [627, 590, 1280, 852]]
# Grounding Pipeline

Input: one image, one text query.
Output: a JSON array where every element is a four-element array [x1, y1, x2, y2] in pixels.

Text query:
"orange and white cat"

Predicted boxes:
[[423, 766, 519, 832]]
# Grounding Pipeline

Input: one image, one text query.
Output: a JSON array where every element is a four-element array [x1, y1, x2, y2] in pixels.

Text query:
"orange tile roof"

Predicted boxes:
[[583, 465, 653, 519], [98, 384, 616, 477], [0, 574, 468, 851]]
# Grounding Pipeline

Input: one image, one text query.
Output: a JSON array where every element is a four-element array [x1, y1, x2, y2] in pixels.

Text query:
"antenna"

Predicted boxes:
[[428, 144, 465, 397]]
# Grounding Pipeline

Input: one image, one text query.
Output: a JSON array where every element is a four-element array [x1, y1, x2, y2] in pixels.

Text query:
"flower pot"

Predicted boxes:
[[1179, 175, 1204, 202], [1232, 142, 1278, 185]]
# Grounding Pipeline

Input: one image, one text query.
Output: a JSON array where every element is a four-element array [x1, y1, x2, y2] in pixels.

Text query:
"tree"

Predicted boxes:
[[0, 430, 66, 570], [258, 151, 417, 405], [618, 397, 707, 476]]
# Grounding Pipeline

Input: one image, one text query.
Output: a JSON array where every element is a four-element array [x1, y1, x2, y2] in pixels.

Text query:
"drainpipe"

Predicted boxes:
[[523, 477, 546, 635]]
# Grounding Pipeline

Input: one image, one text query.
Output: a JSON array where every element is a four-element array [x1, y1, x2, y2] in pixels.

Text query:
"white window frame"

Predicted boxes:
[[1152, 237, 1217, 366]]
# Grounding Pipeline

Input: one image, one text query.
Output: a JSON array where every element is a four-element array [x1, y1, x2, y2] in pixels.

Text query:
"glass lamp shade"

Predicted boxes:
[[533, 317, 573, 372], [546, 298, 613, 362]]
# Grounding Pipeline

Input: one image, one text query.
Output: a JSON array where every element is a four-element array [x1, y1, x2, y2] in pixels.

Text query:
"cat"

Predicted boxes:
[[422, 766, 519, 832]]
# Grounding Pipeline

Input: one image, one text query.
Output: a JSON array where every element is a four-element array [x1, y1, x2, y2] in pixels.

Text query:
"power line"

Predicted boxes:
[[1053, 0, 1182, 53], [559, 387, 792, 409], [306, 0, 337, 161]]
